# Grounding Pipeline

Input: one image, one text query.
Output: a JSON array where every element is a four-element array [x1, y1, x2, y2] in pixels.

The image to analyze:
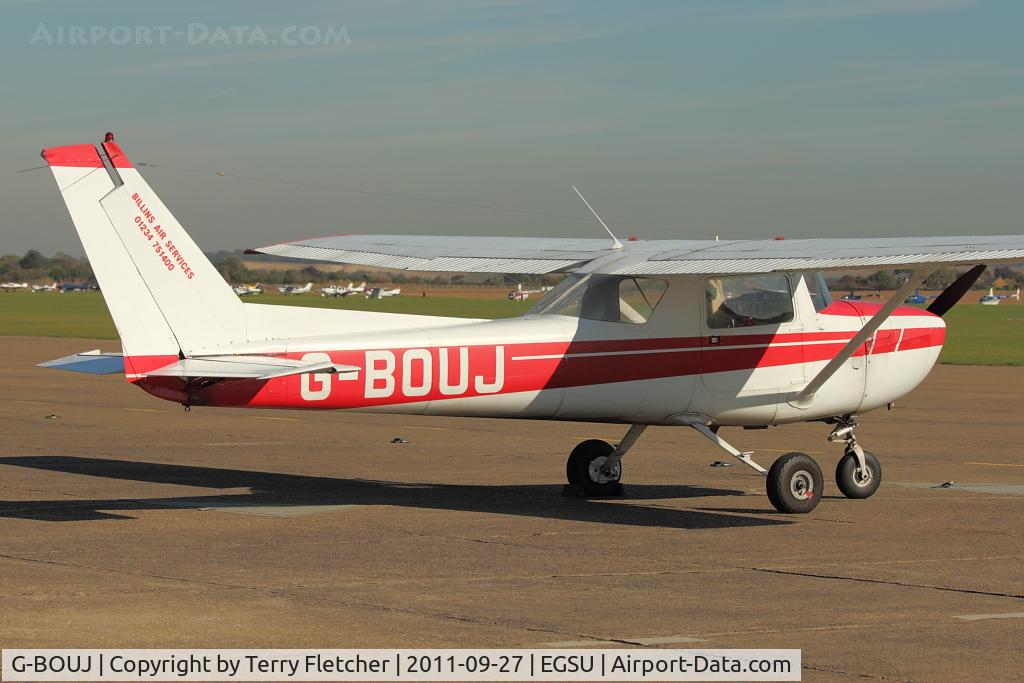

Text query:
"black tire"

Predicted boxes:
[[835, 449, 882, 499], [566, 439, 621, 496], [766, 452, 823, 514]]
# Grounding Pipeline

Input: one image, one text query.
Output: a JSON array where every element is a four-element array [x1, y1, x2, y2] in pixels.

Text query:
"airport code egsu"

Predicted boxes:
[[131, 192, 195, 279]]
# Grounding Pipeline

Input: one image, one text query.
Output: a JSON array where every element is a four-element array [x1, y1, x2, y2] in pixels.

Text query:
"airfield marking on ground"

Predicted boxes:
[[399, 425, 450, 431], [12, 400, 51, 405], [124, 408, 166, 413], [963, 461, 1024, 468], [953, 612, 1024, 621], [253, 416, 300, 422]]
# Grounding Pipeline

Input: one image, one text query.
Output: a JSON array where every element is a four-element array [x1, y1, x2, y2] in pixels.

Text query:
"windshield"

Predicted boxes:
[[807, 271, 832, 312], [528, 274, 668, 324]]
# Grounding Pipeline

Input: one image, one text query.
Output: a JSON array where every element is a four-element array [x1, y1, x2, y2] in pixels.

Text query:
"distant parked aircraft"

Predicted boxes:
[[508, 283, 545, 301], [366, 286, 401, 299], [233, 283, 264, 296], [1, 282, 29, 290], [980, 287, 1020, 305], [321, 281, 366, 297], [58, 282, 91, 292], [277, 282, 313, 295], [31, 283, 58, 292], [904, 290, 928, 305]]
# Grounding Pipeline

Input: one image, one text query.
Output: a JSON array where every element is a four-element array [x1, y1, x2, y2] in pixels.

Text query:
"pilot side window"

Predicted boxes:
[[706, 274, 794, 329], [529, 274, 668, 324]]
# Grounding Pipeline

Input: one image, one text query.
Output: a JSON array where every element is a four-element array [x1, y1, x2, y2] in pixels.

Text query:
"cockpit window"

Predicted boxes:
[[706, 274, 794, 328], [529, 274, 668, 324], [807, 271, 832, 313]]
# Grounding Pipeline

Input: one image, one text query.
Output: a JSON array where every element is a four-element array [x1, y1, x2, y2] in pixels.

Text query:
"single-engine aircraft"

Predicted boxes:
[[321, 281, 366, 298], [233, 282, 264, 296], [277, 282, 313, 295], [366, 286, 401, 299], [36, 135, 1024, 513]]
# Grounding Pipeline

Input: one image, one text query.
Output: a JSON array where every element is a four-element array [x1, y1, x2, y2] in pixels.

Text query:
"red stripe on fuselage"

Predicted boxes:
[[123, 354, 180, 378], [821, 300, 937, 318], [127, 327, 944, 409]]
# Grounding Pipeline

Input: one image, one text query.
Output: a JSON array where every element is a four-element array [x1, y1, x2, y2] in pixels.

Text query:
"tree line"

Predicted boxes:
[[0, 250, 550, 288], [827, 266, 1023, 292]]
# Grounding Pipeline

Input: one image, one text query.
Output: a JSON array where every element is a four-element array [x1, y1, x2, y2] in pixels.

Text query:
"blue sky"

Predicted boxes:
[[3, 0, 1023, 255]]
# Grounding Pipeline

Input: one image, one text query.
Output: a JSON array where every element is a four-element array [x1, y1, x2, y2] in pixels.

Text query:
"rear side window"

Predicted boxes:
[[530, 274, 668, 324], [706, 274, 794, 328], [617, 277, 668, 323]]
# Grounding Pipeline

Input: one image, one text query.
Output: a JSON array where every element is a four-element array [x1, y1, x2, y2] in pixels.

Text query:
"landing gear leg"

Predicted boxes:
[[828, 417, 882, 499], [677, 415, 823, 514], [565, 424, 646, 497]]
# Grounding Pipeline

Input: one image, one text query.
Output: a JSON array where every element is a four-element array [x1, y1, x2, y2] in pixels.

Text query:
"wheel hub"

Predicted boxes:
[[589, 456, 620, 484], [853, 464, 873, 487], [790, 469, 815, 500]]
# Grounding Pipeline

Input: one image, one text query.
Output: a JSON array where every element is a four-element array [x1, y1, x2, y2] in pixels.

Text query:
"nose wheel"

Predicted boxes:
[[835, 448, 882, 499], [828, 417, 883, 499]]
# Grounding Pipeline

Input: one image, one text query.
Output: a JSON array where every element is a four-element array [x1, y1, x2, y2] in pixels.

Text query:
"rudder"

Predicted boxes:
[[43, 135, 246, 360]]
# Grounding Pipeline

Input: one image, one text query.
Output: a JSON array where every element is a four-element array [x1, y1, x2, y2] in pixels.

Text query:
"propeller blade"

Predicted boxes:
[[927, 264, 986, 317]]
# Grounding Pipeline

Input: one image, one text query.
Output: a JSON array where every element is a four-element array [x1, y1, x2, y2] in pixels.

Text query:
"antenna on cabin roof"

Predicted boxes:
[[572, 185, 623, 250]]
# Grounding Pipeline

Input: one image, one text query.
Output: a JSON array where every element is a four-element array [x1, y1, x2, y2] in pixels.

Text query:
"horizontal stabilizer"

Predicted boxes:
[[145, 356, 360, 380], [38, 350, 125, 375]]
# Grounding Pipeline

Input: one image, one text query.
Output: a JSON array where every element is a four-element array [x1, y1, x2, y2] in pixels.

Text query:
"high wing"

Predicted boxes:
[[250, 234, 1024, 275], [248, 235, 621, 274]]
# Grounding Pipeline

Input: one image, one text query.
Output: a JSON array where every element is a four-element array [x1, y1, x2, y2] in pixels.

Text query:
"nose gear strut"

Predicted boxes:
[[827, 416, 868, 483]]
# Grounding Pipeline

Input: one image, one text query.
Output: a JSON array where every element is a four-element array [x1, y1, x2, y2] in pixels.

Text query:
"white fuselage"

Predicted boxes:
[[136, 273, 945, 427]]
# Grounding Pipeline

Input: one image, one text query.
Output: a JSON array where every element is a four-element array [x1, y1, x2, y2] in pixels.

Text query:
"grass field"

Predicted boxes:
[[0, 291, 533, 339], [0, 291, 1020, 365]]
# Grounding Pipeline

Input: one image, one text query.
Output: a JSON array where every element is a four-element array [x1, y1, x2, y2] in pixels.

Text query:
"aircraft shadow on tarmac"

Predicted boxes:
[[0, 456, 790, 529]]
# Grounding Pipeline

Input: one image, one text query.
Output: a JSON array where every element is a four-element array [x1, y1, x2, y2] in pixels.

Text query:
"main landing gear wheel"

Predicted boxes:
[[766, 452, 823, 514], [566, 439, 623, 496], [835, 449, 882, 499]]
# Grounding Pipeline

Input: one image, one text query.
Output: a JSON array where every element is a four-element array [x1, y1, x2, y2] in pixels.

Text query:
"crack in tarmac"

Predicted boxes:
[[749, 567, 1024, 600], [803, 663, 919, 682]]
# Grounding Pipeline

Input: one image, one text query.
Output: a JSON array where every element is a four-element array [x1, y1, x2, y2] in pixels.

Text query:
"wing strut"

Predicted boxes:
[[791, 269, 931, 406]]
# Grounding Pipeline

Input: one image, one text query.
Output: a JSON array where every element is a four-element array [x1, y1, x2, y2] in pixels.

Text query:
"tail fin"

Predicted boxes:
[[42, 135, 245, 360]]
